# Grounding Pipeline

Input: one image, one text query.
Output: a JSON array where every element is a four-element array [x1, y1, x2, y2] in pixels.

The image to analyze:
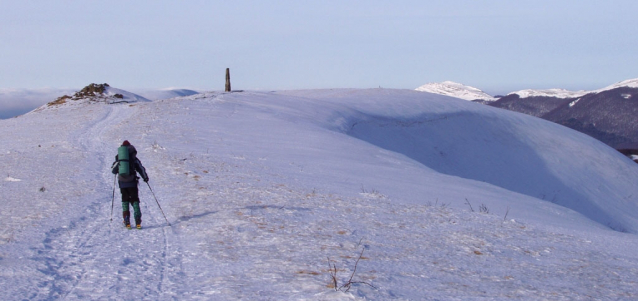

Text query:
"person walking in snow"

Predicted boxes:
[[111, 140, 149, 229]]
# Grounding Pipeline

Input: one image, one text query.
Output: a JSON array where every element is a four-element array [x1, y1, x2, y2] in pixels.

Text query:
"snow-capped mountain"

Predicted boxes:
[[596, 78, 638, 92], [2, 86, 638, 299], [506, 78, 638, 99], [417, 78, 638, 150], [507, 88, 588, 99], [491, 78, 638, 149], [541, 85, 638, 149], [415, 81, 497, 101]]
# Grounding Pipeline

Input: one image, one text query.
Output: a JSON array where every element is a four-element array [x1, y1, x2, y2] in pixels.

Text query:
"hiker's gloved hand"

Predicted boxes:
[[144, 177, 149, 182]]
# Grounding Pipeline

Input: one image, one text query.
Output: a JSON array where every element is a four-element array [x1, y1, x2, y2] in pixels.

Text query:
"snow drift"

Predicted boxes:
[[282, 89, 638, 233]]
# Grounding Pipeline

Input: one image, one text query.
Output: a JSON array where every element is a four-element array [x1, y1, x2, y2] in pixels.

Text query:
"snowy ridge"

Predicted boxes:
[[416, 77, 638, 100], [131, 88, 200, 100], [2, 88, 638, 299], [507, 88, 588, 99], [507, 78, 638, 99], [103, 86, 150, 102], [595, 77, 638, 92], [415, 81, 496, 101]]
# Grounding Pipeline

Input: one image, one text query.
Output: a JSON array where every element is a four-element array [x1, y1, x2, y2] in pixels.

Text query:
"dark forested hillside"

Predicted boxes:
[[486, 87, 638, 151]]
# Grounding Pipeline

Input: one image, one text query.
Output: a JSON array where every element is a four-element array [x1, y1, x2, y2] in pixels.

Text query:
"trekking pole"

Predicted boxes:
[[146, 182, 171, 226], [111, 174, 117, 221]]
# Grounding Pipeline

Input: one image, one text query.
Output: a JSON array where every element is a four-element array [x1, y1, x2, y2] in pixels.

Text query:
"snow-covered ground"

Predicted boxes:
[[1, 88, 638, 300], [130, 88, 200, 101]]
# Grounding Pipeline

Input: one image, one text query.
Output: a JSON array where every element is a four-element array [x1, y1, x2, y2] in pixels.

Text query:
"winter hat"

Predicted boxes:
[[122, 140, 131, 146]]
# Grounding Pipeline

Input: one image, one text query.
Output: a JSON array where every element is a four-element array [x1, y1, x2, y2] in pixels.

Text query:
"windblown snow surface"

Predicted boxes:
[[1, 88, 638, 300]]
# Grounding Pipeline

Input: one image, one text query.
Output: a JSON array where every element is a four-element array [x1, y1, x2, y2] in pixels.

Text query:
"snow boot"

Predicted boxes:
[[123, 211, 131, 228], [135, 217, 142, 229]]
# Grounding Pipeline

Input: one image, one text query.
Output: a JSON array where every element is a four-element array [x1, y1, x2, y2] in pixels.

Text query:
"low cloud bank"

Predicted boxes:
[[0, 89, 75, 119]]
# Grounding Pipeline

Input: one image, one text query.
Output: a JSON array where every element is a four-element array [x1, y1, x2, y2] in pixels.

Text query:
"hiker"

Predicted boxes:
[[111, 140, 149, 229]]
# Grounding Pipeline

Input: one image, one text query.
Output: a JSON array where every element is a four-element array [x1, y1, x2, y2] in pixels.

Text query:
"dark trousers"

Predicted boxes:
[[121, 187, 142, 225], [121, 186, 140, 202]]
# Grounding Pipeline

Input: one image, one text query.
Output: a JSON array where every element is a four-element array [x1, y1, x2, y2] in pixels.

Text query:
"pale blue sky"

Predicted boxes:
[[1, 0, 637, 95]]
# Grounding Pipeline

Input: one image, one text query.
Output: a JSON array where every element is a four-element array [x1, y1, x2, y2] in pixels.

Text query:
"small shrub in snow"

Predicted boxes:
[[327, 247, 375, 293], [426, 198, 449, 208], [465, 198, 489, 214], [501, 206, 510, 227], [479, 204, 489, 214], [360, 186, 385, 199], [465, 198, 475, 212]]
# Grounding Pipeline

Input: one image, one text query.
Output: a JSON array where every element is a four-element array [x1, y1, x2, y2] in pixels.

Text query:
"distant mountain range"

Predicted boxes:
[[416, 79, 638, 152]]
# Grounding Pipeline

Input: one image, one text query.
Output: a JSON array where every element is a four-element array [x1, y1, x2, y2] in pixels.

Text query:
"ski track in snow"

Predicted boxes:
[[59, 103, 179, 300], [0, 103, 183, 300], [2, 90, 638, 300]]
